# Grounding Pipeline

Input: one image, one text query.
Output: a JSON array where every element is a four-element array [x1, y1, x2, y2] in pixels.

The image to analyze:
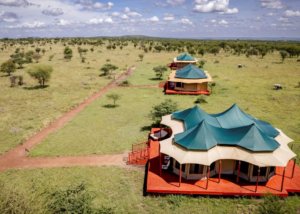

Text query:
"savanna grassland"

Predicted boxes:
[[0, 38, 300, 213]]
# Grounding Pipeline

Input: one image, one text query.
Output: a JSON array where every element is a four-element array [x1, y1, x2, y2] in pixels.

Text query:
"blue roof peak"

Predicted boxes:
[[176, 53, 195, 61], [175, 64, 207, 79]]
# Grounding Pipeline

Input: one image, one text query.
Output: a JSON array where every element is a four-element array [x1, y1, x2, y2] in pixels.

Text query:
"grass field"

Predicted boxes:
[[31, 52, 300, 158], [1, 167, 300, 213], [0, 42, 146, 154]]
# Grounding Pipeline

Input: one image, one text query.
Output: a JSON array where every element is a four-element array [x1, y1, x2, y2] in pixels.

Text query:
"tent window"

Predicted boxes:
[[240, 161, 249, 174], [210, 162, 216, 171], [253, 166, 267, 176], [175, 161, 180, 169], [269, 167, 275, 175], [189, 164, 204, 174], [176, 82, 184, 88]]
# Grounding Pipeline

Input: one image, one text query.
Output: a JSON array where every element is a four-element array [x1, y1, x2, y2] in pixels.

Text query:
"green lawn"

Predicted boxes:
[[30, 87, 195, 156], [2, 167, 299, 213], [0, 42, 146, 154], [31, 53, 300, 158]]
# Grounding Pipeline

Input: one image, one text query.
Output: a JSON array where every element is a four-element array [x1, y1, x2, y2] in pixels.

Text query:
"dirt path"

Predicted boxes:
[[0, 67, 136, 172]]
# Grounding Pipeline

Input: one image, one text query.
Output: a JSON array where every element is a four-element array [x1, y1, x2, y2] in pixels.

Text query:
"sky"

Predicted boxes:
[[0, 0, 300, 39]]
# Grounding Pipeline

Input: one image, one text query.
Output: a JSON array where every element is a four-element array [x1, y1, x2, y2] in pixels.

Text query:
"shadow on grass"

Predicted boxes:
[[102, 104, 119, 108], [140, 122, 159, 132], [23, 85, 49, 90], [148, 77, 162, 81]]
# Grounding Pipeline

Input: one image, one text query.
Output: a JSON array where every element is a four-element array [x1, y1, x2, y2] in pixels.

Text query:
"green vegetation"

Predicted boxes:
[[153, 65, 168, 80], [106, 93, 121, 107], [64, 46, 73, 60], [0, 167, 293, 214], [100, 63, 118, 77], [150, 99, 178, 124], [27, 64, 53, 87], [0, 59, 16, 76]]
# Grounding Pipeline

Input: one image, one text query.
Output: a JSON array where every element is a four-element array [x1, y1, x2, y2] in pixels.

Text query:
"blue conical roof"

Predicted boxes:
[[175, 64, 207, 79], [176, 53, 195, 61], [171, 105, 280, 152]]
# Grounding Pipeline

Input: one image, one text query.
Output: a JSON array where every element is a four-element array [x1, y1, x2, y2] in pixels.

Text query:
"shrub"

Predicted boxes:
[[27, 64, 53, 87], [119, 80, 130, 87], [257, 195, 289, 214], [0, 184, 43, 214], [149, 99, 178, 124], [153, 65, 168, 80], [106, 93, 121, 107], [64, 46, 73, 60], [47, 183, 96, 214], [194, 96, 207, 104], [0, 59, 16, 76], [100, 63, 118, 77]]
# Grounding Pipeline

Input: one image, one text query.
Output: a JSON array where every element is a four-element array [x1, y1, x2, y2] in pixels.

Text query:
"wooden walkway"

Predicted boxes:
[[165, 89, 210, 95], [146, 140, 300, 197]]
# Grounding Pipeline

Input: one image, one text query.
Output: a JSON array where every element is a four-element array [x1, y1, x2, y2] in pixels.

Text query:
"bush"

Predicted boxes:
[[257, 195, 289, 214], [64, 46, 73, 60], [194, 96, 207, 104], [0, 184, 43, 214], [119, 80, 130, 87], [0, 59, 16, 76], [27, 64, 53, 87], [106, 93, 121, 107], [149, 99, 178, 124], [47, 183, 96, 214]]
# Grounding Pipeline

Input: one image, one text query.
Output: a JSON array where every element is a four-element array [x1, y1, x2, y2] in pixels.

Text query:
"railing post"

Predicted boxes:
[[218, 160, 222, 183], [236, 161, 241, 183], [281, 167, 286, 192], [291, 159, 296, 178], [255, 167, 260, 192], [206, 166, 210, 190]]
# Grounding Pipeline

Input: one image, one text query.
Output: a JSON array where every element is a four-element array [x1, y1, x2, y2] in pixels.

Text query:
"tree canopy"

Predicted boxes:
[[149, 99, 178, 123], [0, 60, 16, 76], [27, 64, 53, 87]]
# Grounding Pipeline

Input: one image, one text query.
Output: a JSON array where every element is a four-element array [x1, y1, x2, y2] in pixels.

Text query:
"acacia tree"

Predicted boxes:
[[100, 63, 118, 77], [153, 65, 168, 80], [138, 53, 144, 61], [0, 60, 16, 76], [64, 47, 73, 60], [280, 50, 289, 62], [106, 93, 121, 107], [149, 99, 178, 124], [27, 64, 53, 87]]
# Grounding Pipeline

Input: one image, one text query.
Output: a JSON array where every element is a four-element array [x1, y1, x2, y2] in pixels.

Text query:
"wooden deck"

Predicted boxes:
[[146, 140, 300, 197], [165, 89, 210, 95]]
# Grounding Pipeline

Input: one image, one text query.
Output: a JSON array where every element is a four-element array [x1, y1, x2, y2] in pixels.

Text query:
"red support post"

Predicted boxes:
[[291, 159, 296, 178], [255, 167, 260, 192], [179, 164, 182, 187], [206, 166, 210, 189], [218, 160, 222, 183], [236, 161, 241, 183], [159, 152, 162, 176], [281, 167, 286, 192]]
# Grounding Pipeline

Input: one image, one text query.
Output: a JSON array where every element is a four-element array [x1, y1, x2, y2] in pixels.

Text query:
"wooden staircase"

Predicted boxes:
[[127, 141, 149, 166]]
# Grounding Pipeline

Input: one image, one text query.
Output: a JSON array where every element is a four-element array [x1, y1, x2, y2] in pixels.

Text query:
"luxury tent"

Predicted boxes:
[[168, 53, 198, 70], [158, 105, 296, 185], [165, 64, 213, 95]]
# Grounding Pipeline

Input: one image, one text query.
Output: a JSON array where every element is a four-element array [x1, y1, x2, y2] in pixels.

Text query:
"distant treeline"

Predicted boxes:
[[1, 37, 300, 58]]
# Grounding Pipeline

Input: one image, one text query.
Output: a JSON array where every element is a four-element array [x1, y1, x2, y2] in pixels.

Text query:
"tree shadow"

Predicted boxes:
[[148, 77, 162, 81], [23, 85, 49, 90], [102, 104, 118, 108], [140, 122, 159, 132]]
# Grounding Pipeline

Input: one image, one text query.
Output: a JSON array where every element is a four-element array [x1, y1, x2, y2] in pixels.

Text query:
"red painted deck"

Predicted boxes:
[[146, 140, 300, 197], [165, 89, 210, 95]]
